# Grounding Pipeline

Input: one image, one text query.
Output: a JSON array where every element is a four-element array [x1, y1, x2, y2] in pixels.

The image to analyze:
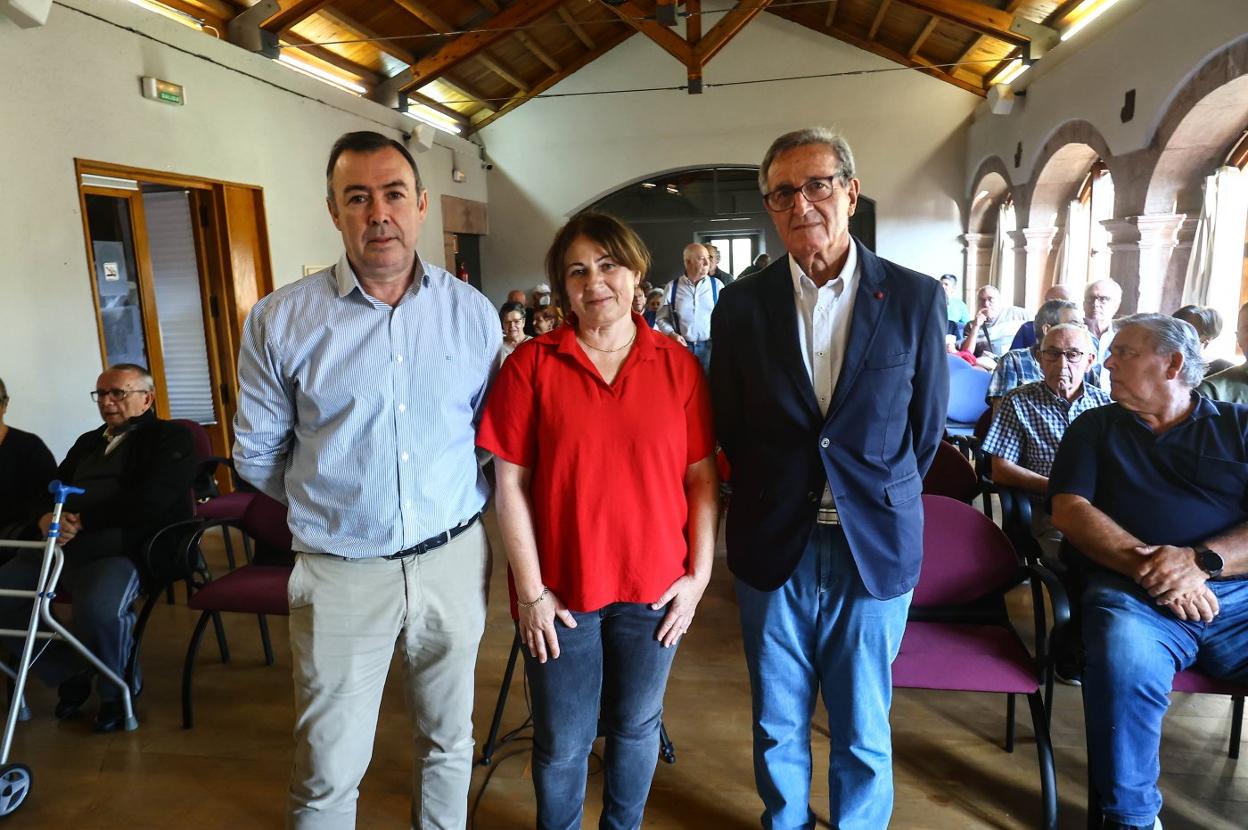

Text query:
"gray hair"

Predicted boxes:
[[1035, 299, 1079, 332], [1114, 313, 1206, 387], [1042, 322, 1094, 352], [759, 127, 856, 193], [109, 363, 156, 392]]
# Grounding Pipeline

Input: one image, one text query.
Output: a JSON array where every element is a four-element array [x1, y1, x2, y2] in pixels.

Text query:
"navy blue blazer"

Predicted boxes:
[[709, 240, 949, 598]]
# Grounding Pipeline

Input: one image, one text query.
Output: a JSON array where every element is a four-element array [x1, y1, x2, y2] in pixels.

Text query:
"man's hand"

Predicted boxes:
[[973, 308, 989, 327], [37, 512, 81, 545], [668, 333, 688, 347], [1133, 544, 1208, 602], [1159, 585, 1220, 623]]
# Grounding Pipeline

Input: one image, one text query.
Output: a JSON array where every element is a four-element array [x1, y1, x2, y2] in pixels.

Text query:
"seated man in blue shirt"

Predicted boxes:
[[1050, 313, 1248, 830], [987, 298, 1087, 412]]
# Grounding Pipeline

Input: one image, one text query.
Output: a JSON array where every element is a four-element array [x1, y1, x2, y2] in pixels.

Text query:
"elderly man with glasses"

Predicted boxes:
[[0, 363, 194, 732], [712, 127, 947, 830]]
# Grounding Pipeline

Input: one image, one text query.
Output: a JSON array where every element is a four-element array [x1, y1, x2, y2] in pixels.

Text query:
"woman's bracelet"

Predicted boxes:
[[518, 586, 549, 609]]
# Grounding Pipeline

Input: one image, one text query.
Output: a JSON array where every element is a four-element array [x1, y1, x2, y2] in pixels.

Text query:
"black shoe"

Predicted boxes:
[[55, 672, 91, 720], [93, 700, 133, 733]]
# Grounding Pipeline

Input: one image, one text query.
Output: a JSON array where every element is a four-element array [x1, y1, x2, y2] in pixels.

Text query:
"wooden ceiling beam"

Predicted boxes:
[[558, 7, 597, 50], [596, 0, 691, 66], [515, 30, 562, 72], [477, 53, 531, 92], [402, 0, 566, 90], [180, 0, 233, 18], [470, 29, 637, 133], [278, 32, 381, 86], [868, 0, 893, 41], [686, 0, 701, 46], [818, 22, 985, 96], [908, 16, 939, 58], [317, 8, 419, 66], [392, 0, 453, 32], [260, 0, 334, 32], [893, 0, 1028, 47], [694, 0, 773, 65], [407, 90, 472, 128], [824, 0, 838, 30], [434, 77, 499, 113]]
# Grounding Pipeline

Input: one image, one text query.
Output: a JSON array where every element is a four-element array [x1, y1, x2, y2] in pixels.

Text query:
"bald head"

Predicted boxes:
[[683, 243, 710, 282], [1044, 284, 1074, 303]]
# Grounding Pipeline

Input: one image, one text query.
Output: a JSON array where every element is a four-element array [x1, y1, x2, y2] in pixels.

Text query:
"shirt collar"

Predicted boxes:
[[554, 312, 658, 363], [789, 242, 858, 298], [333, 252, 427, 304]]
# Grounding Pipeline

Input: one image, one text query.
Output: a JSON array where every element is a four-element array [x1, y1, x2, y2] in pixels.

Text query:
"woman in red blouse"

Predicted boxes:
[[477, 212, 718, 830]]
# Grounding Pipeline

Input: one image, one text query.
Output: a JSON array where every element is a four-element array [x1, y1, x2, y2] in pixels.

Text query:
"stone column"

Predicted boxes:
[[1022, 226, 1060, 310], [1103, 213, 1185, 313], [1007, 229, 1029, 308], [959, 232, 993, 305]]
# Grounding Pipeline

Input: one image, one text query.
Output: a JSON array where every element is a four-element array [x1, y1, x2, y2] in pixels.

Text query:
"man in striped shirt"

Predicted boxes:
[[233, 131, 500, 830]]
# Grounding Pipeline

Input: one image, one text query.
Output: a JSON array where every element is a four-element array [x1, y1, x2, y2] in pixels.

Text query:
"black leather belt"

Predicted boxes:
[[384, 512, 481, 560]]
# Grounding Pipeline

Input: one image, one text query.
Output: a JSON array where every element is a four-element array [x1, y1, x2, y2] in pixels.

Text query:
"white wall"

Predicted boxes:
[[965, 0, 1248, 188], [478, 10, 979, 305], [0, 0, 486, 457]]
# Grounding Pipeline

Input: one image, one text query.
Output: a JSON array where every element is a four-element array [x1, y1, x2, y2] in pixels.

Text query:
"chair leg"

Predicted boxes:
[[211, 611, 231, 664], [1026, 691, 1058, 830], [1231, 695, 1244, 761], [222, 528, 237, 570], [478, 628, 522, 766], [1005, 693, 1016, 753], [182, 610, 213, 729], [659, 721, 676, 764], [257, 614, 274, 666], [126, 593, 161, 691]]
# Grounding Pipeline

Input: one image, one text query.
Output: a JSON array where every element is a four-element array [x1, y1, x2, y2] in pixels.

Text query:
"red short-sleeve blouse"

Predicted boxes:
[[477, 313, 715, 615]]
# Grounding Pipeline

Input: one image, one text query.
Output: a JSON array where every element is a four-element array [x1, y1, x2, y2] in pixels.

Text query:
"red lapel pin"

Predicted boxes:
[[873, 291, 885, 300]]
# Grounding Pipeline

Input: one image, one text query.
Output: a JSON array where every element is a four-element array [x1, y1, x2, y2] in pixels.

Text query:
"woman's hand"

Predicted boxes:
[[519, 587, 577, 663], [651, 573, 709, 648]]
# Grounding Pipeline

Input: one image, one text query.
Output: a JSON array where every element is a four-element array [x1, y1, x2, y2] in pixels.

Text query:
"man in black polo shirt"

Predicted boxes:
[[0, 363, 193, 732], [1049, 313, 1248, 830]]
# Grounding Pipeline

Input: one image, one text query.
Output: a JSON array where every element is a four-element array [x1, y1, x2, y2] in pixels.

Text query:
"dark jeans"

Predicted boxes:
[[0, 551, 140, 702], [523, 602, 679, 830]]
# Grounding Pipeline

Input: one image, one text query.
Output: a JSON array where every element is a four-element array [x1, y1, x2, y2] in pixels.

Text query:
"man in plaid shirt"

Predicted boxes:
[[986, 299, 1095, 412], [982, 322, 1111, 558]]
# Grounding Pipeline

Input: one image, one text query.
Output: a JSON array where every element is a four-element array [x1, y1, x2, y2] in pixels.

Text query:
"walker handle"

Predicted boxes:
[[48, 480, 86, 506]]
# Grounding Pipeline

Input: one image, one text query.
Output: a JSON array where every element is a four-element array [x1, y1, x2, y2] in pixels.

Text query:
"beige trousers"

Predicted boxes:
[[286, 522, 490, 830]]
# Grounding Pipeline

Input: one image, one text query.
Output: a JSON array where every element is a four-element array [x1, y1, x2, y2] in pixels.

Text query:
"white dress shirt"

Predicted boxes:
[[791, 244, 860, 510], [656, 274, 722, 343]]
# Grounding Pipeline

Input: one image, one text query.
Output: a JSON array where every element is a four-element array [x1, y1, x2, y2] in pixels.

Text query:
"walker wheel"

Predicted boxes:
[[0, 763, 31, 816]]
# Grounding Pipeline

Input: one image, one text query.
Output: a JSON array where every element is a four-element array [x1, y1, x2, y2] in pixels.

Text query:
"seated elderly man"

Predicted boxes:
[[983, 322, 1111, 560], [0, 363, 193, 732], [1008, 284, 1076, 351], [986, 298, 1089, 412], [1050, 314, 1248, 830], [1198, 301, 1248, 403], [960, 284, 1028, 359]]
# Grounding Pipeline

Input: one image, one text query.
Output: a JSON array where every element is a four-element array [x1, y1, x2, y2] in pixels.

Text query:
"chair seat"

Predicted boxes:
[[894, 621, 1039, 694], [196, 492, 257, 521], [187, 566, 291, 616], [1173, 668, 1248, 696]]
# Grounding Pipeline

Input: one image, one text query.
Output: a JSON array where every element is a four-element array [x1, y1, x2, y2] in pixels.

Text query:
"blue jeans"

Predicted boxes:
[[687, 340, 711, 376], [1083, 571, 1248, 827], [523, 602, 678, 830], [736, 525, 912, 830]]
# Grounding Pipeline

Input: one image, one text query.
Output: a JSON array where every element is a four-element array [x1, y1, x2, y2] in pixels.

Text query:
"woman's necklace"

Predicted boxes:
[[578, 327, 637, 354]]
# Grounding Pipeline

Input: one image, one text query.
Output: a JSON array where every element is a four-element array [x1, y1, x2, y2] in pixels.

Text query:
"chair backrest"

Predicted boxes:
[[173, 418, 219, 501], [923, 441, 979, 502], [915, 495, 1019, 607], [241, 493, 294, 563], [946, 357, 991, 424], [973, 407, 994, 441]]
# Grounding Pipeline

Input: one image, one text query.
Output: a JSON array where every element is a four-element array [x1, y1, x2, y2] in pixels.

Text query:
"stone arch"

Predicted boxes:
[[967, 156, 1015, 234], [1027, 120, 1117, 229]]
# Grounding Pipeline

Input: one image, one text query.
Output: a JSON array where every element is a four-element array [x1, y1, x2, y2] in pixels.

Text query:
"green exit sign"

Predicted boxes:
[[140, 76, 185, 106]]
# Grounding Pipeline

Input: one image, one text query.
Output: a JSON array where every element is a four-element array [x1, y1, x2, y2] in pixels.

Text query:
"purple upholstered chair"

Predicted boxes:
[[173, 419, 256, 570], [922, 440, 981, 504], [895, 495, 1068, 830], [179, 492, 293, 728]]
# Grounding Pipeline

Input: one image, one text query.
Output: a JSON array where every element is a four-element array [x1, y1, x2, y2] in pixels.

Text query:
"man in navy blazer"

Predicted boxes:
[[711, 128, 947, 829]]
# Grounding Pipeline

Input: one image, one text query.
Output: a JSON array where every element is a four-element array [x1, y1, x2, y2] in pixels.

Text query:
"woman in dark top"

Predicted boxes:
[[1173, 305, 1235, 376], [0, 377, 56, 538]]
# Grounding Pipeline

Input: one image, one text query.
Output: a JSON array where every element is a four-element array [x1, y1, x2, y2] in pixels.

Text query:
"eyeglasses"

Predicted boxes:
[[1088, 295, 1116, 305], [1038, 349, 1088, 363], [90, 388, 145, 402], [763, 176, 842, 212]]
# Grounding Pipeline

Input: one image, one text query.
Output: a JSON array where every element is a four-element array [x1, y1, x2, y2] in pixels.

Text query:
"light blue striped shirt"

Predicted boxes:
[[232, 253, 501, 558]]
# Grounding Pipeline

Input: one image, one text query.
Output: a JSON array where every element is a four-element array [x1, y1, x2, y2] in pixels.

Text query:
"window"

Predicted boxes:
[[1063, 160, 1114, 295]]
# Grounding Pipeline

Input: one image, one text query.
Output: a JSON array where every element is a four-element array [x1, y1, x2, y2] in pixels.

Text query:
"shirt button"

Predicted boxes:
[[820, 438, 830, 448], [401, 452, 410, 462], [395, 354, 404, 363], [398, 404, 407, 413]]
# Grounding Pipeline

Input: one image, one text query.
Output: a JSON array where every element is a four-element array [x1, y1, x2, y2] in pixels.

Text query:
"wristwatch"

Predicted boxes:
[[1193, 546, 1224, 578]]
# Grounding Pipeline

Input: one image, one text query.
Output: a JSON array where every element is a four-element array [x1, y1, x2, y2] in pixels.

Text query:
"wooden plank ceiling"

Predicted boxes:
[[157, 0, 1097, 132]]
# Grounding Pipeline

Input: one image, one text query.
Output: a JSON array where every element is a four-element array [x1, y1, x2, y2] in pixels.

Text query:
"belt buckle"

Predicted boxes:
[[816, 506, 840, 526]]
